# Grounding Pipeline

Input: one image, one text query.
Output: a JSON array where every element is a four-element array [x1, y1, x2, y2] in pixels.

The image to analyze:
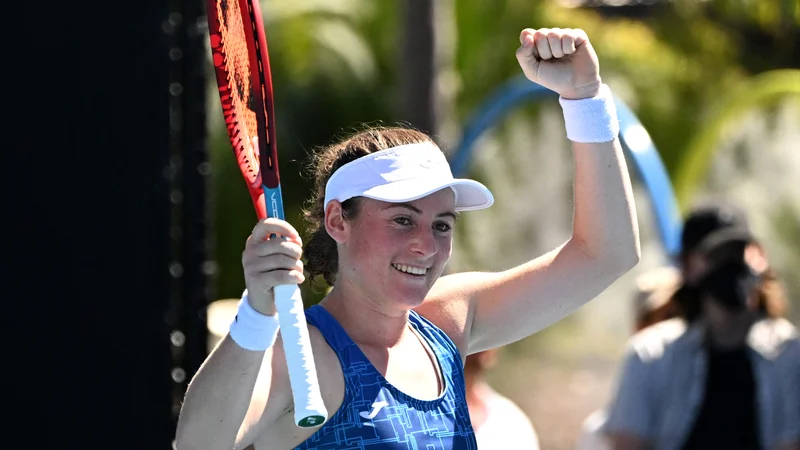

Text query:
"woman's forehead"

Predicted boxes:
[[367, 189, 456, 213]]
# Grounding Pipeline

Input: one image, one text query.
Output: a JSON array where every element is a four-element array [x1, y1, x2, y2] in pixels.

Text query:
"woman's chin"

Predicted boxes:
[[390, 284, 431, 309]]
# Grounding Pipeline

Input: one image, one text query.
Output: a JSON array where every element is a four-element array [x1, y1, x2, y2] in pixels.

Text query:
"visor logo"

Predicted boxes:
[[419, 158, 435, 168]]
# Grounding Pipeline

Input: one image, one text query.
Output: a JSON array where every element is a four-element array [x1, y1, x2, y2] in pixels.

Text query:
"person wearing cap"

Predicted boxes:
[[602, 201, 799, 450], [176, 27, 641, 450]]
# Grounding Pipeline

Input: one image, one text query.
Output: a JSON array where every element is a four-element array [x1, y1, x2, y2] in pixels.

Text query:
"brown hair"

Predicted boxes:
[[302, 126, 434, 286], [632, 267, 682, 332]]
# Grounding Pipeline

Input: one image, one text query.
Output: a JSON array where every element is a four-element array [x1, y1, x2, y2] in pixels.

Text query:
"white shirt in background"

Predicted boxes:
[[575, 409, 610, 450], [473, 387, 540, 450]]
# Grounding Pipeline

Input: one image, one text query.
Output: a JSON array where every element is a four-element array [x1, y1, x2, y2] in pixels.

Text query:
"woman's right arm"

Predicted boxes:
[[175, 218, 307, 449], [175, 334, 294, 450]]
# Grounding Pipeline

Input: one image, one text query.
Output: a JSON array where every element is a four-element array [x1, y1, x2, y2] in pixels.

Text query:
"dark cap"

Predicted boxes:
[[680, 200, 753, 257]]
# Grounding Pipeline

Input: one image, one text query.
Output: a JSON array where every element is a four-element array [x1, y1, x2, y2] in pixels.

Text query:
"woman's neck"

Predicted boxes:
[[705, 312, 756, 350], [321, 281, 410, 347]]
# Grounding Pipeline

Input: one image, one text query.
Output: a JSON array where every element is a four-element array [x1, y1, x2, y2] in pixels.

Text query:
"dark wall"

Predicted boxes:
[[6, 1, 207, 447]]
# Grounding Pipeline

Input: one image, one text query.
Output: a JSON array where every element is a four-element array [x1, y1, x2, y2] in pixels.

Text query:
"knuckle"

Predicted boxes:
[[242, 249, 254, 265], [279, 253, 296, 267], [285, 241, 303, 257], [277, 270, 299, 285]]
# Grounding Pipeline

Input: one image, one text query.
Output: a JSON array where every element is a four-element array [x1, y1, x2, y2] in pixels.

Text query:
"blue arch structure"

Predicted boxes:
[[450, 75, 683, 258]]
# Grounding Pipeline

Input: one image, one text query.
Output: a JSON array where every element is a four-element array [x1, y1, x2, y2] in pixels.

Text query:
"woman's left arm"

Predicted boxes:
[[424, 28, 640, 353]]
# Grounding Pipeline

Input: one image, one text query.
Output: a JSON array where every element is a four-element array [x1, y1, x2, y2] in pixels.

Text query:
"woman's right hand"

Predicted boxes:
[[242, 218, 305, 315]]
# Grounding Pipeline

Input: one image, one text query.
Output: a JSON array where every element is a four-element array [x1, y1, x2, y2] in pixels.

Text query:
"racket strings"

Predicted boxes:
[[215, 0, 259, 181]]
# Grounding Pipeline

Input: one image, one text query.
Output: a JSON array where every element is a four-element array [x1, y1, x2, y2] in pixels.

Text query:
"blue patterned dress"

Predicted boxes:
[[296, 305, 478, 450]]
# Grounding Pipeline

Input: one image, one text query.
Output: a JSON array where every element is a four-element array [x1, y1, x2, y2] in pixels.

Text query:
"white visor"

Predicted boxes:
[[323, 142, 494, 212]]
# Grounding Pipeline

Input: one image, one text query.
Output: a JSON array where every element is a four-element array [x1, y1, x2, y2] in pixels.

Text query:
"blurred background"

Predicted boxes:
[[9, 0, 798, 448]]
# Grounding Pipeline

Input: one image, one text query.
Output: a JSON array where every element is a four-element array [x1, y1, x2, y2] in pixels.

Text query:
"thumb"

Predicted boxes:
[[516, 45, 539, 79]]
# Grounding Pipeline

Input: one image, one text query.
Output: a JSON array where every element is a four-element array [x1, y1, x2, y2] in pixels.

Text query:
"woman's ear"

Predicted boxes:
[[324, 200, 348, 244]]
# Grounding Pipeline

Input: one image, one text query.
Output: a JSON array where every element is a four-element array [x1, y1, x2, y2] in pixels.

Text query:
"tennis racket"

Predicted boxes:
[[206, 0, 327, 428]]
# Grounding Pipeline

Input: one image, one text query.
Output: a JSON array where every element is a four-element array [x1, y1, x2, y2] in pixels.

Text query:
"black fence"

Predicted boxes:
[[8, 1, 210, 448]]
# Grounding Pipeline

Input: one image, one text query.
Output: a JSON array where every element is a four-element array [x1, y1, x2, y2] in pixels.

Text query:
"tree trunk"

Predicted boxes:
[[400, 0, 437, 137]]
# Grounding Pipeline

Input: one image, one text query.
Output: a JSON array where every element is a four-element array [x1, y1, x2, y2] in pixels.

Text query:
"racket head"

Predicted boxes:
[[247, 0, 285, 221], [207, 0, 280, 220]]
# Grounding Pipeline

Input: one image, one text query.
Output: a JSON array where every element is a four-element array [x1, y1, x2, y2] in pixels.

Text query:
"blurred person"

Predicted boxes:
[[629, 266, 682, 333], [465, 348, 540, 449], [575, 266, 682, 450], [176, 27, 640, 450], [602, 200, 799, 450]]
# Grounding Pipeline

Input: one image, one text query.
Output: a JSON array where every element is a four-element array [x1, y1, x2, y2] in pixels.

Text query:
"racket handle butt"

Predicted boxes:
[[273, 284, 328, 428]]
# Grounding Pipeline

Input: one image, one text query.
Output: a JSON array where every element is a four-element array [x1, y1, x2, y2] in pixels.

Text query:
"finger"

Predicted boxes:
[[547, 29, 565, 58], [515, 43, 540, 65], [247, 238, 303, 259], [571, 28, 589, 49], [530, 40, 540, 60], [249, 269, 306, 291], [248, 218, 301, 245], [519, 28, 534, 46], [273, 269, 306, 286], [533, 30, 553, 60], [561, 31, 577, 55], [518, 28, 540, 60], [244, 254, 304, 276]]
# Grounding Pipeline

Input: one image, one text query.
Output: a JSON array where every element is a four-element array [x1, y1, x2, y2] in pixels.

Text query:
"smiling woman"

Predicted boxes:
[[302, 128, 488, 288], [175, 27, 640, 450], [324, 189, 462, 313]]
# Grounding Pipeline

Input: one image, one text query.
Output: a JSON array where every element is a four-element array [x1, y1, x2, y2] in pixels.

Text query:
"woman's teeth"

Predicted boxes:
[[392, 264, 428, 275]]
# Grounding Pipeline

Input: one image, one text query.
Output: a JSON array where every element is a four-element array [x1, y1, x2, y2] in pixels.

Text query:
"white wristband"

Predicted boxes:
[[559, 84, 619, 143], [228, 290, 279, 351]]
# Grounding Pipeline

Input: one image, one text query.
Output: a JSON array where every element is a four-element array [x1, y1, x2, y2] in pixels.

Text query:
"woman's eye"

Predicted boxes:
[[393, 217, 412, 226], [434, 222, 453, 233]]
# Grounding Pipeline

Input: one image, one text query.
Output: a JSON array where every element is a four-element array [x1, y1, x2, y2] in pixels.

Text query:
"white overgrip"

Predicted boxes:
[[273, 283, 328, 427]]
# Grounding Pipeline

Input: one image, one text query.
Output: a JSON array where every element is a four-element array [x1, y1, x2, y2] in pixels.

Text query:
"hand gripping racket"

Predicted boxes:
[[206, 0, 327, 427]]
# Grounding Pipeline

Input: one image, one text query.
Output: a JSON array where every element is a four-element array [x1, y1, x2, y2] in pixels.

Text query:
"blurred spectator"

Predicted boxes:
[[601, 200, 799, 450], [465, 348, 540, 449], [630, 266, 682, 332], [575, 266, 682, 450]]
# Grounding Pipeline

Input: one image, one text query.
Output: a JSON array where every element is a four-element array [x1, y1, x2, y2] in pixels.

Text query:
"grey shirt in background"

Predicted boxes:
[[602, 317, 800, 450]]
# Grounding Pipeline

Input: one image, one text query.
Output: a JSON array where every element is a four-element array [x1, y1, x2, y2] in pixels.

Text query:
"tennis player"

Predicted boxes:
[[176, 27, 640, 450]]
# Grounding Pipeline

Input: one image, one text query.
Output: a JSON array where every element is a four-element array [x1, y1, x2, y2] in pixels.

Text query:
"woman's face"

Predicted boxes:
[[697, 244, 766, 320], [337, 188, 456, 310]]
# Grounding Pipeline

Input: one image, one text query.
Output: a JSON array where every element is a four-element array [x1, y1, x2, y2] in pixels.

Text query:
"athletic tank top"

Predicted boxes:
[[296, 305, 477, 450]]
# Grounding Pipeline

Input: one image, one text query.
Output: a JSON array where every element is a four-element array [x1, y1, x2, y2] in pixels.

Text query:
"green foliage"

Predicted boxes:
[[207, 0, 800, 306], [674, 69, 800, 206]]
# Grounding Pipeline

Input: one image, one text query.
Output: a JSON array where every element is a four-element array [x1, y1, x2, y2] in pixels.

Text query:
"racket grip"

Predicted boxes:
[[273, 284, 328, 428]]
